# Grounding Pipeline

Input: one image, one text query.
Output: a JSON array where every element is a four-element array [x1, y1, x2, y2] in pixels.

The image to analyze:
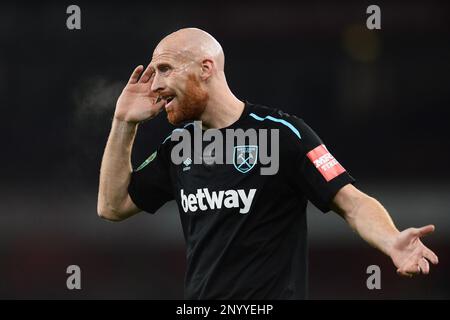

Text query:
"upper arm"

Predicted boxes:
[[127, 144, 174, 214], [277, 113, 355, 212]]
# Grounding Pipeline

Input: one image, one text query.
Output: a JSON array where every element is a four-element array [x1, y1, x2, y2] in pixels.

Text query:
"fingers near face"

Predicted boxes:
[[138, 64, 155, 84], [128, 65, 144, 84], [152, 97, 166, 110]]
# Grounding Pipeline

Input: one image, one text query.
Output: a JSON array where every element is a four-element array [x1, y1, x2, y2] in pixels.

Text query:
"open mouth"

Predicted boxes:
[[157, 95, 176, 108], [166, 96, 175, 104]]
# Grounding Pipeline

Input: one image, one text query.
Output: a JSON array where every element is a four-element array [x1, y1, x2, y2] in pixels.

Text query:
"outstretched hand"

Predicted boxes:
[[389, 225, 439, 277]]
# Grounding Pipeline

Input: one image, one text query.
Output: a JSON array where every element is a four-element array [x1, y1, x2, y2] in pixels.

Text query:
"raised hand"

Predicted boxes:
[[389, 225, 439, 277], [114, 65, 165, 123]]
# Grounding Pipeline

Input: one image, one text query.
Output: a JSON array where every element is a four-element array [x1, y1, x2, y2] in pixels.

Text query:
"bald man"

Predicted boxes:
[[98, 28, 438, 299]]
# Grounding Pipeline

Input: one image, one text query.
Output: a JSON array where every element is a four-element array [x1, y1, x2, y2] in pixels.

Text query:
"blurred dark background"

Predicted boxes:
[[0, 1, 449, 299]]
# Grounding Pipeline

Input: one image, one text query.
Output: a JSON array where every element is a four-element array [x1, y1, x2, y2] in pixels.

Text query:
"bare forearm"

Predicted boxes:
[[343, 193, 399, 256], [98, 119, 138, 218], [332, 184, 439, 276], [332, 185, 400, 256]]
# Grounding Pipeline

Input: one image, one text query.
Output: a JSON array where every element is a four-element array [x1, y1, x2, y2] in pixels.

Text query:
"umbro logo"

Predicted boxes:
[[183, 157, 192, 171]]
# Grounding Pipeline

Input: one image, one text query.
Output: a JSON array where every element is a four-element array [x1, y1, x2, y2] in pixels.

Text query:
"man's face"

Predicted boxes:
[[150, 51, 209, 126]]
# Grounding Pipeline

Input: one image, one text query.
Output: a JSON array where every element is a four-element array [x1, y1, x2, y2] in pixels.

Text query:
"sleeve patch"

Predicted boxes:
[[135, 151, 157, 172], [306, 144, 346, 182]]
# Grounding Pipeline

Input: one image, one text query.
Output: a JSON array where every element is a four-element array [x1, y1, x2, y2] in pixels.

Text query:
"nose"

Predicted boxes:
[[150, 72, 165, 93]]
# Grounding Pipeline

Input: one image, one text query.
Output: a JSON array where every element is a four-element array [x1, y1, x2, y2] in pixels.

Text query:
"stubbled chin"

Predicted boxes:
[[167, 110, 183, 126], [165, 100, 179, 125]]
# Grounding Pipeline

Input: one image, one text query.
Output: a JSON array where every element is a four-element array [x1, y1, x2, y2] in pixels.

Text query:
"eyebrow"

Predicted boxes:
[[156, 63, 171, 69], [149, 61, 172, 71]]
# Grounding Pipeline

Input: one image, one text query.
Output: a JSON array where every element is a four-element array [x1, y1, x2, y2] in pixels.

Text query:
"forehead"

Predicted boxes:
[[150, 47, 189, 67], [150, 41, 196, 67]]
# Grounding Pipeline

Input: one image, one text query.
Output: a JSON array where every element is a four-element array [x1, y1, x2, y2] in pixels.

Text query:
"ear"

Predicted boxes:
[[200, 59, 214, 81]]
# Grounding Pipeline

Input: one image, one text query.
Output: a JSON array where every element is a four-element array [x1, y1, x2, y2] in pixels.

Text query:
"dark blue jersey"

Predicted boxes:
[[128, 101, 355, 299]]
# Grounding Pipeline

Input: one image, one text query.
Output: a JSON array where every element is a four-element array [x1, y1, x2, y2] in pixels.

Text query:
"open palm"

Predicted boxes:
[[390, 225, 439, 276]]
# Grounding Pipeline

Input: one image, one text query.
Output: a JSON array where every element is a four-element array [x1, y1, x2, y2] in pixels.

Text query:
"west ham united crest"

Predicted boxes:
[[233, 145, 258, 173]]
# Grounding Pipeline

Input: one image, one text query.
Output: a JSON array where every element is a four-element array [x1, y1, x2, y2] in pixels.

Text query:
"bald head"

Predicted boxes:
[[154, 28, 225, 71], [147, 28, 243, 128]]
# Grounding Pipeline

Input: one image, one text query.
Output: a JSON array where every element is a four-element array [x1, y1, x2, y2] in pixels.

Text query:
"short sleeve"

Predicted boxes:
[[128, 143, 174, 214], [282, 115, 355, 213]]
